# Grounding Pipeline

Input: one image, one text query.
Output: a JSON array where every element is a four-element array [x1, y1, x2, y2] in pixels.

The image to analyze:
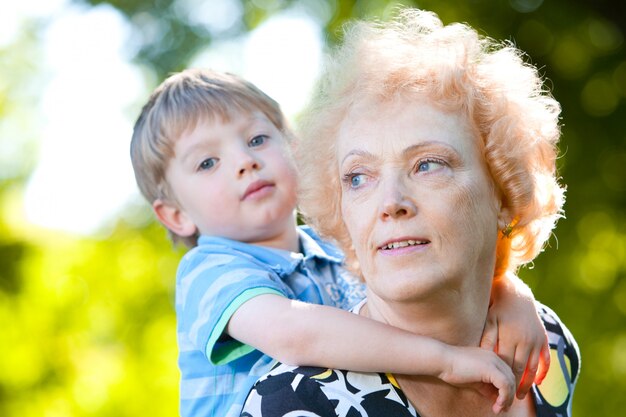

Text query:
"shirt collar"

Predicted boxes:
[[197, 226, 343, 276]]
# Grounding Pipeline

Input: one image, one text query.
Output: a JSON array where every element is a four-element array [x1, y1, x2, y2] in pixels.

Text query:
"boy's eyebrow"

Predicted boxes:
[[243, 112, 273, 129], [178, 140, 214, 165]]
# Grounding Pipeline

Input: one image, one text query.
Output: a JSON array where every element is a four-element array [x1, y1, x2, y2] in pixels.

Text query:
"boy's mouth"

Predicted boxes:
[[242, 179, 274, 200]]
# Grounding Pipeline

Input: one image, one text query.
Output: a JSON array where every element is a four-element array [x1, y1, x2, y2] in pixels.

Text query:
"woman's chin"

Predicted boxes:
[[369, 276, 453, 304]]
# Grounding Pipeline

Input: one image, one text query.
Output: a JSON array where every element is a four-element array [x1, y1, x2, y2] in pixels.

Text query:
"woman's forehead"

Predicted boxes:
[[336, 95, 477, 158]]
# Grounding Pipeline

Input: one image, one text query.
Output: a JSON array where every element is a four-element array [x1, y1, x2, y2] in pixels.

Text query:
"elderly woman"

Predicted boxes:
[[241, 9, 579, 417]]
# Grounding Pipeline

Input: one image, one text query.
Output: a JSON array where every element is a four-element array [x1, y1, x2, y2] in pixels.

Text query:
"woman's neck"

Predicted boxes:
[[394, 375, 493, 417], [393, 374, 535, 417], [361, 276, 535, 417], [363, 282, 491, 347]]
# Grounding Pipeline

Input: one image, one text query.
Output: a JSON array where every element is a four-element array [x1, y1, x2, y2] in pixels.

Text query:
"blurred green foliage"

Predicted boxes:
[[1, 0, 624, 416]]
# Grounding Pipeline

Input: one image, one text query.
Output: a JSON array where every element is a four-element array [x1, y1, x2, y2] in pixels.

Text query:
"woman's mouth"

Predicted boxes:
[[378, 238, 430, 252]]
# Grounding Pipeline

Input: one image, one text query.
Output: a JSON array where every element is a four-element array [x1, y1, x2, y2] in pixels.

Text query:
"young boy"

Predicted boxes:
[[130, 69, 548, 417]]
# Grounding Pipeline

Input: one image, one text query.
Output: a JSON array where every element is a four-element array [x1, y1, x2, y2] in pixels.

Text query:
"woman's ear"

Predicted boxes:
[[497, 205, 512, 231], [491, 194, 506, 229], [152, 199, 197, 237]]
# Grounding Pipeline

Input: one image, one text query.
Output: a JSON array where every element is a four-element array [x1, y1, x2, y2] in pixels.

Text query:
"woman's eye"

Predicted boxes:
[[342, 169, 372, 190], [416, 159, 445, 173], [198, 157, 218, 171], [349, 173, 367, 188], [249, 135, 268, 147]]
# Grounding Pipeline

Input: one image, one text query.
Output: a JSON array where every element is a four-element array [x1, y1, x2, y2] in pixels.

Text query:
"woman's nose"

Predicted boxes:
[[380, 182, 417, 220]]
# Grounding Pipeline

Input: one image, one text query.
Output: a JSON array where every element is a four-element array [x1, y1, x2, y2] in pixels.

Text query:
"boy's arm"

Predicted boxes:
[[228, 294, 516, 414], [480, 271, 550, 399]]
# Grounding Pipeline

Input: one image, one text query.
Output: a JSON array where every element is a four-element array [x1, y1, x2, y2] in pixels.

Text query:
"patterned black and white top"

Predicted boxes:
[[240, 303, 580, 417]]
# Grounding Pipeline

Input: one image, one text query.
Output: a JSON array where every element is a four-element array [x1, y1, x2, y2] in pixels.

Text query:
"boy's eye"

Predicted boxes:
[[249, 135, 268, 147], [198, 157, 218, 171]]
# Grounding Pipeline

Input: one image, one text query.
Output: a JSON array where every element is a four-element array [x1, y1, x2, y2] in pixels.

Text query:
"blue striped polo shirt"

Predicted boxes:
[[176, 226, 365, 417]]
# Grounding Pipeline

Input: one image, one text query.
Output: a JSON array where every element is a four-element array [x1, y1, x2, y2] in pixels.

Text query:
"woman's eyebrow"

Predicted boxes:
[[340, 149, 376, 165], [340, 141, 462, 165], [401, 141, 461, 158]]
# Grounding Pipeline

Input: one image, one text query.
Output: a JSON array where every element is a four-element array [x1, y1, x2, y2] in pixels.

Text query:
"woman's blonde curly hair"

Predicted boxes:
[[295, 9, 565, 277]]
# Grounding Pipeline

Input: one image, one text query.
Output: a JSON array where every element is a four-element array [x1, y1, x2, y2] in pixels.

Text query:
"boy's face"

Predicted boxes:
[[157, 110, 298, 246]]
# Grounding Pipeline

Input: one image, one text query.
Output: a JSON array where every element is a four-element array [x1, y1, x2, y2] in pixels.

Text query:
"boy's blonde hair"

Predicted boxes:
[[131, 68, 289, 247], [296, 9, 565, 275]]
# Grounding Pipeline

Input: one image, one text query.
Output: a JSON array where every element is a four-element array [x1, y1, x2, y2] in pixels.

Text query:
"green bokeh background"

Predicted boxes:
[[1, 0, 624, 415]]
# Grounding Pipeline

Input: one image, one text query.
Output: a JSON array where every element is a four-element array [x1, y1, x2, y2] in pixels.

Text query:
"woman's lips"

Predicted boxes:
[[378, 238, 431, 253], [242, 179, 275, 200]]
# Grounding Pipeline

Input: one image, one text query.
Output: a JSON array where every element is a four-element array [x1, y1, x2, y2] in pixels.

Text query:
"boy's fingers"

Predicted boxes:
[[493, 358, 516, 412], [492, 397, 504, 414], [480, 316, 498, 352], [477, 384, 504, 415], [495, 385, 513, 412]]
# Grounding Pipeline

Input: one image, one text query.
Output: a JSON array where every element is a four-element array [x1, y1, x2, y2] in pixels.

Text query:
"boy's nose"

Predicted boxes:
[[238, 155, 260, 176]]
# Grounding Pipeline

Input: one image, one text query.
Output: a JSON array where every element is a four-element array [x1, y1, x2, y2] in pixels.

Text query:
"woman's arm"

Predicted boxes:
[[228, 294, 516, 413]]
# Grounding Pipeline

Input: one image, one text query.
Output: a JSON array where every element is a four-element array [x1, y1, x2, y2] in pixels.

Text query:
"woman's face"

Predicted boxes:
[[337, 95, 501, 303]]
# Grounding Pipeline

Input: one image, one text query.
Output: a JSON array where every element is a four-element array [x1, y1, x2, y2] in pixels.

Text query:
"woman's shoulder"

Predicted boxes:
[[536, 302, 580, 378], [532, 302, 581, 417], [241, 364, 417, 417]]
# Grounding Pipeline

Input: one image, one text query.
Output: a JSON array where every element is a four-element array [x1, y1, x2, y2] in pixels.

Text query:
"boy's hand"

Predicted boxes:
[[480, 272, 550, 399], [439, 346, 516, 414]]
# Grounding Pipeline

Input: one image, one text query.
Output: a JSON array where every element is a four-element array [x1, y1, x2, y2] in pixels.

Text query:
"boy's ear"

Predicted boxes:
[[152, 199, 197, 237]]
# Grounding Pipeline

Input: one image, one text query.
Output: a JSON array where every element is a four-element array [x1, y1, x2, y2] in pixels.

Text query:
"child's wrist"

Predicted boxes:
[[434, 343, 456, 380]]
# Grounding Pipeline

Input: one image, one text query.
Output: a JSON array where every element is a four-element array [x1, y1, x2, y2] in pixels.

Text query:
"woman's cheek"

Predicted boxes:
[[342, 199, 368, 248]]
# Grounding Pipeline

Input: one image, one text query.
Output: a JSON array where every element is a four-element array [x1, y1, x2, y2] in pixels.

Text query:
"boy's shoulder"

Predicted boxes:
[[298, 225, 344, 261], [175, 227, 346, 283], [177, 235, 273, 279], [184, 227, 343, 266], [174, 229, 330, 275]]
